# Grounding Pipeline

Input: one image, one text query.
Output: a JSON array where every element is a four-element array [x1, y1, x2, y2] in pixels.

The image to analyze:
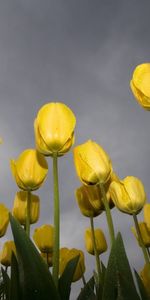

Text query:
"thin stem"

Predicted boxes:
[[52, 153, 60, 288], [147, 247, 150, 259], [99, 183, 115, 246], [82, 274, 86, 287], [26, 190, 31, 237], [90, 216, 102, 284], [133, 214, 150, 267]]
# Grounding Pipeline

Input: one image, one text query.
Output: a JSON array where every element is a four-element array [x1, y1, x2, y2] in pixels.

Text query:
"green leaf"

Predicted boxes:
[[134, 269, 150, 300], [102, 233, 140, 300], [58, 255, 79, 300], [1, 268, 10, 300], [10, 253, 21, 300], [9, 214, 60, 300], [77, 276, 96, 300]]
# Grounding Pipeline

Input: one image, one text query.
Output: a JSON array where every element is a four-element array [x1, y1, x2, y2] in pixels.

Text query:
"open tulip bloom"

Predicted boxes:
[[0, 97, 150, 300]]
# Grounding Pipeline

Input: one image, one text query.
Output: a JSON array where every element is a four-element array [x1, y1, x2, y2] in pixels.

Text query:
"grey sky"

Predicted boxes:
[[0, 0, 150, 298]]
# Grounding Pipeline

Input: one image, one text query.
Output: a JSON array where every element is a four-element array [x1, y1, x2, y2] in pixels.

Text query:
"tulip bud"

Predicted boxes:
[[131, 222, 150, 248], [74, 140, 112, 185], [140, 264, 150, 296], [84, 228, 107, 255], [59, 248, 85, 282], [109, 176, 146, 215], [12, 191, 40, 225], [33, 224, 54, 253], [34, 102, 76, 156], [10, 149, 48, 191], [0, 241, 16, 267], [130, 63, 150, 110], [0, 204, 9, 237], [75, 185, 103, 217], [40, 252, 53, 267], [144, 203, 150, 231]]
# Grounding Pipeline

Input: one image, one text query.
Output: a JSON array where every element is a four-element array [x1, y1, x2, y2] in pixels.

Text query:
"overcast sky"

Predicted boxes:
[[0, 0, 150, 298]]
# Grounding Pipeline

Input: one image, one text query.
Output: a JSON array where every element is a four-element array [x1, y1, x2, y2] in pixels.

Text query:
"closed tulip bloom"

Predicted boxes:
[[33, 224, 54, 253], [140, 264, 150, 296], [131, 222, 150, 248], [109, 176, 146, 215], [0, 241, 16, 267], [144, 203, 150, 231], [130, 63, 150, 110], [0, 204, 9, 237], [41, 252, 53, 267], [85, 228, 107, 255], [10, 149, 48, 191], [59, 248, 85, 282], [75, 185, 103, 217], [34, 102, 76, 156], [74, 140, 112, 185], [12, 191, 40, 225]]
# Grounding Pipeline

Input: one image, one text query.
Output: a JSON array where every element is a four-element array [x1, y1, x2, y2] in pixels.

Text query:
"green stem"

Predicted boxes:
[[26, 190, 31, 237], [99, 183, 115, 246], [52, 153, 60, 288], [90, 216, 102, 284], [133, 214, 150, 267]]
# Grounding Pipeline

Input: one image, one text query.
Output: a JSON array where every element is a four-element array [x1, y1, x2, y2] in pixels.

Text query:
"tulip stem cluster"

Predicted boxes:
[[133, 213, 150, 269], [26, 191, 31, 237], [52, 153, 60, 288], [99, 183, 115, 246], [90, 216, 102, 284]]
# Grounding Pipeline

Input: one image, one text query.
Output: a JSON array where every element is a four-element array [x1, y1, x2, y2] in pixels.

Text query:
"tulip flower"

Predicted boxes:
[[109, 176, 146, 215], [0, 241, 16, 267], [144, 203, 150, 231], [10, 149, 48, 191], [0, 204, 9, 237], [130, 63, 150, 110], [59, 248, 85, 282], [33, 224, 54, 253], [12, 191, 40, 225], [41, 252, 53, 267], [131, 222, 150, 248], [34, 102, 76, 156], [85, 228, 107, 255], [140, 264, 150, 296], [74, 140, 112, 185]]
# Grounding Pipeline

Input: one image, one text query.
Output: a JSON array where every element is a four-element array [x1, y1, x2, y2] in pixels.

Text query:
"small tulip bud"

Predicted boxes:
[[0, 241, 16, 267], [131, 222, 150, 248], [59, 248, 85, 282], [12, 191, 40, 225], [34, 102, 76, 156], [10, 149, 48, 191], [0, 204, 9, 237], [74, 140, 112, 185], [84, 228, 107, 255], [109, 176, 146, 215], [33, 224, 54, 253]]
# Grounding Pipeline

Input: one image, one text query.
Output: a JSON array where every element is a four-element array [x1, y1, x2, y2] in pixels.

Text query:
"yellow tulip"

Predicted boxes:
[[0, 241, 16, 267], [130, 63, 150, 110], [109, 176, 146, 215], [131, 222, 150, 248], [41, 252, 53, 267], [144, 203, 150, 231], [34, 102, 76, 156], [140, 264, 150, 296], [74, 140, 112, 185], [0, 204, 9, 237], [10, 149, 48, 191], [59, 248, 85, 282], [75, 185, 103, 217], [85, 228, 107, 255], [12, 191, 40, 225], [33, 224, 54, 253]]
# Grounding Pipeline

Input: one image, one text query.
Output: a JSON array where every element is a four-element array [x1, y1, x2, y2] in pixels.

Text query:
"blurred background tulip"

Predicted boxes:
[[140, 264, 150, 296], [131, 222, 150, 248], [0, 241, 16, 267], [84, 228, 107, 255], [144, 203, 150, 231], [0, 204, 9, 237], [33, 224, 54, 253]]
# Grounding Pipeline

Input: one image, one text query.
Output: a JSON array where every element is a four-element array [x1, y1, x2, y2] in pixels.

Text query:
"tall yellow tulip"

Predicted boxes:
[[34, 102, 76, 156], [33, 224, 54, 253], [12, 191, 40, 225], [85, 228, 107, 255], [0, 204, 9, 237], [0, 241, 16, 267], [109, 176, 146, 215], [74, 140, 112, 185], [130, 63, 150, 110], [10, 149, 48, 191], [59, 248, 85, 282]]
